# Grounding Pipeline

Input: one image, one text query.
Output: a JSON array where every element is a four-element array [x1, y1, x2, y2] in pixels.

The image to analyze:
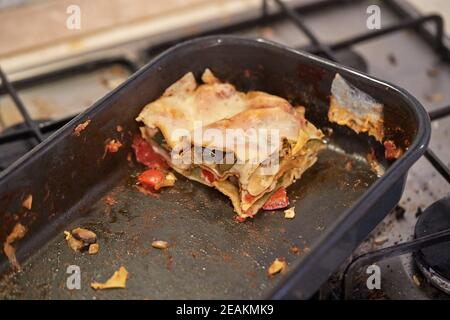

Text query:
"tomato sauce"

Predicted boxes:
[[138, 169, 165, 191], [132, 136, 168, 170], [201, 169, 216, 184], [263, 187, 289, 210]]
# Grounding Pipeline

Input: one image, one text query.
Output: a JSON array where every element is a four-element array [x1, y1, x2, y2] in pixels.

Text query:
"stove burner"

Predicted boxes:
[[414, 197, 450, 294]]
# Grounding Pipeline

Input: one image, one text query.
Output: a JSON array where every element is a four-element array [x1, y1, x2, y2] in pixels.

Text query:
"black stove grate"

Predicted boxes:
[[0, 68, 44, 144], [0, 58, 138, 142], [0, 0, 449, 298], [0, 58, 138, 169]]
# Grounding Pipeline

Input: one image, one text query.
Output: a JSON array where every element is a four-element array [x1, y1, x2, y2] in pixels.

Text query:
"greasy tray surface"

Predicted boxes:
[[0, 36, 429, 299], [0, 149, 376, 299]]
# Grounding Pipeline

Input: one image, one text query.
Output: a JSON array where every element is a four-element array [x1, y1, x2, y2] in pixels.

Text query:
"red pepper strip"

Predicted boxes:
[[201, 169, 216, 184], [138, 169, 165, 191], [243, 192, 256, 203], [132, 136, 168, 170], [262, 187, 289, 210]]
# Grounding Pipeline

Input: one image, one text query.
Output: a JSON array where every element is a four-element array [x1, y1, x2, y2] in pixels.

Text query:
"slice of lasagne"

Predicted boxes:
[[136, 69, 324, 219], [328, 74, 384, 142], [328, 74, 404, 162]]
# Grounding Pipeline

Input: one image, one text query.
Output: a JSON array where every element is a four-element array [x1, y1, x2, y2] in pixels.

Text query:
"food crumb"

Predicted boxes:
[[105, 139, 122, 154], [345, 160, 353, 172], [413, 274, 421, 287], [6, 223, 27, 244], [104, 195, 117, 206], [22, 194, 32, 210], [157, 172, 177, 190], [89, 243, 99, 255], [290, 245, 301, 255], [268, 258, 287, 276], [151, 240, 169, 250], [116, 125, 123, 133], [73, 120, 91, 137], [72, 228, 97, 244], [91, 266, 128, 290], [3, 223, 27, 271], [367, 151, 385, 177], [3, 243, 18, 270], [64, 231, 85, 252], [64, 228, 98, 253], [374, 235, 389, 246], [284, 207, 295, 219], [384, 140, 403, 160], [137, 170, 176, 193]]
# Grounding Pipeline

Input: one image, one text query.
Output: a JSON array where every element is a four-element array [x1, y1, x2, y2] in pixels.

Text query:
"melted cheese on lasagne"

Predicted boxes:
[[136, 69, 324, 218]]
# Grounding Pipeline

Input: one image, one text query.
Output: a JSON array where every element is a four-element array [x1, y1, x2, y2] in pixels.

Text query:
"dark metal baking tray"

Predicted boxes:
[[0, 36, 430, 299]]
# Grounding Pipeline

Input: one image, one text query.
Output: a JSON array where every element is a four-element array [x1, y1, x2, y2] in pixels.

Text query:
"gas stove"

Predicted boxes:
[[0, 0, 449, 300]]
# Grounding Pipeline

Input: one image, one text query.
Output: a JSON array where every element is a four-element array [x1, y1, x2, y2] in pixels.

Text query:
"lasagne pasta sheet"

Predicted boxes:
[[136, 69, 324, 218]]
